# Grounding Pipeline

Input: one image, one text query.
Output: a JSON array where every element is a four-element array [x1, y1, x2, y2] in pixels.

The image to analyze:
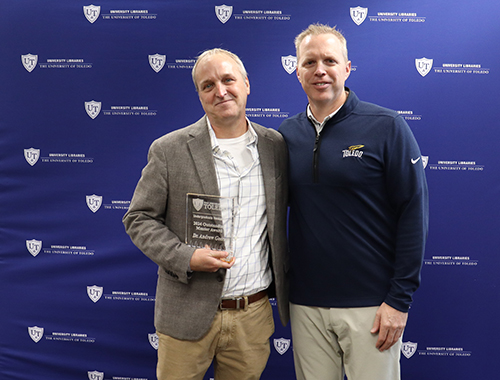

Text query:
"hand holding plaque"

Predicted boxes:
[[186, 193, 236, 263]]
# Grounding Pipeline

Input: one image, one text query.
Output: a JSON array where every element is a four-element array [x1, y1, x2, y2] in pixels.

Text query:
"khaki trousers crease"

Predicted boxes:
[[157, 296, 274, 380], [290, 303, 402, 380]]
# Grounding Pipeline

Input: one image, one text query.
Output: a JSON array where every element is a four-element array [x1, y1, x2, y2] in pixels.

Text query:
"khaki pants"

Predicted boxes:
[[157, 296, 274, 380], [290, 303, 402, 380]]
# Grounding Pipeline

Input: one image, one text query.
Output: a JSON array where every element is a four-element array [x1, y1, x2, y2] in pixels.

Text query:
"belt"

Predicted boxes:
[[219, 290, 267, 311]]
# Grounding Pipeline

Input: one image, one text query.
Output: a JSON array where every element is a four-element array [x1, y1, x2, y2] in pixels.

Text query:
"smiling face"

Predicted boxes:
[[297, 33, 351, 118], [194, 53, 250, 133]]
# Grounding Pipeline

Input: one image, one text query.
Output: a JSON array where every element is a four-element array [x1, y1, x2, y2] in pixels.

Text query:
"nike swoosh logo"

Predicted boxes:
[[411, 157, 421, 165]]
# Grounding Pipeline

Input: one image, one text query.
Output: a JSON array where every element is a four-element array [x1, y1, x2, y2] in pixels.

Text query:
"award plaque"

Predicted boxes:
[[185, 193, 236, 262]]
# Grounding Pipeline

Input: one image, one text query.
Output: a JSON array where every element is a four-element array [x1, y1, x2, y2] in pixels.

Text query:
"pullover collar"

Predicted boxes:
[[306, 87, 360, 129]]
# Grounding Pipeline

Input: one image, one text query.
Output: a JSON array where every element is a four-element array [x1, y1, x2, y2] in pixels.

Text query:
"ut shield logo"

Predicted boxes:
[[350, 7, 368, 25], [402, 341, 418, 359], [21, 53, 38, 72], [85, 100, 102, 119], [86, 194, 103, 213], [193, 198, 204, 212], [149, 54, 166, 73], [415, 57, 433, 77], [87, 285, 103, 303], [215, 4, 233, 24], [422, 156, 429, 169], [28, 326, 44, 343], [26, 239, 42, 257], [84, 5, 101, 23], [281, 55, 297, 75], [274, 337, 291, 355], [149, 333, 159, 350], [88, 371, 104, 380], [24, 148, 40, 166]]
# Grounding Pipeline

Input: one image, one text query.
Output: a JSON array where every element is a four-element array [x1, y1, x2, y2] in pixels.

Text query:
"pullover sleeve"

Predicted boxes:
[[383, 115, 429, 312]]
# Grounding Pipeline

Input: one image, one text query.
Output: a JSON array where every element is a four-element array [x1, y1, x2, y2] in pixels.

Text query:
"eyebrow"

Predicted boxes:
[[198, 79, 213, 88]]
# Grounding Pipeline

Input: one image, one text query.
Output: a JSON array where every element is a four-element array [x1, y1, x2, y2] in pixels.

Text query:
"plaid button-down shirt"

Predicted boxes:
[[207, 119, 272, 298]]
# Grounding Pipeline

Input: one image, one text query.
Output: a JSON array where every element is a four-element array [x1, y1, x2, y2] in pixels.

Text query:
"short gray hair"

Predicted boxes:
[[192, 48, 248, 92]]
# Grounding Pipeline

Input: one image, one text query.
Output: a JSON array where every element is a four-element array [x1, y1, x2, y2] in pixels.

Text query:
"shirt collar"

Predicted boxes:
[[207, 117, 258, 152], [306, 89, 350, 133], [307, 104, 342, 133]]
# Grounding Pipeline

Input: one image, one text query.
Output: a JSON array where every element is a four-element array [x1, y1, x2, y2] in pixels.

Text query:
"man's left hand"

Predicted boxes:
[[370, 302, 408, 352]]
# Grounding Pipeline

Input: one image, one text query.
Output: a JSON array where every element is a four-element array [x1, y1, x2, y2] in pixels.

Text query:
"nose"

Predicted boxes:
[[314, 62, 326, 76], [215, 82, 227, 98]]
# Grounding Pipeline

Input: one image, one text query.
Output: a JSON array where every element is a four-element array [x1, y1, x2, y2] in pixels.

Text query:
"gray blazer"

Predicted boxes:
[[123, 116, 289, 340]]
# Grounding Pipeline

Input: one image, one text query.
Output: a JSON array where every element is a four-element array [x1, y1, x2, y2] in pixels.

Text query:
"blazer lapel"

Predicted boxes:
[[187, 117, 220, 196], [254, 124, 277, 226]]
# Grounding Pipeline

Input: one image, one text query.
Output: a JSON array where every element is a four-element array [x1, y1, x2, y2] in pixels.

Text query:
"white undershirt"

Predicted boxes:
[[217, 130, 253, 173]]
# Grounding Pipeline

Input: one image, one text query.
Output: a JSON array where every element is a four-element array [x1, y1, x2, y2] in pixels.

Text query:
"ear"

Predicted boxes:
[[245, 77, 250, 95], [345, 60, 352, 81]]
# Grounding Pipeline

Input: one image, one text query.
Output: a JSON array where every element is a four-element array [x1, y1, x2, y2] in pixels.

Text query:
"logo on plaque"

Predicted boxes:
[[85, 100, 102, 119], [84, 5, 101, 23], [86, 194, 103, 213], [24, 148, 40, 166], [26, 239, 42, 257], [281, 55, 297, 75], [28, 326, 44, 343], [215, 5, 233, 24], [350, 7, 368, 25], [21, 54, 38, 72], [415, 57, 433, 77], [87, 285, 103, 303], [149, 54, 166, 73], [186, 193, 235, 262], [192, 198, 204, 211]]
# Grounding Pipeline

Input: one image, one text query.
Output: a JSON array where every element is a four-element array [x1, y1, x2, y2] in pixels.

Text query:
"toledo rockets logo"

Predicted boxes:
[[21, 54, 38, 72], [84, 5, 101, 23], [350, 7, 368, 25], [149, 54, 166, 72], [415, 58, 433, 77], [281, 55, 297, 75], [215, 5, 233, 24]]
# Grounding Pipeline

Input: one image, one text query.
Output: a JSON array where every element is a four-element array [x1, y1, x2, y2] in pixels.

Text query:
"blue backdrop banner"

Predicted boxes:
[[1, 1, 499, 379]]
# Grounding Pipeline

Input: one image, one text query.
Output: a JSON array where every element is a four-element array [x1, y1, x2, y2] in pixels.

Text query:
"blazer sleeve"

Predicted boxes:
[[123, 137, 195, 284]]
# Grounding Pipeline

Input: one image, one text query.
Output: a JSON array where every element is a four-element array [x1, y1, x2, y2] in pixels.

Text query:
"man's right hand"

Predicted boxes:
[[189, 246, 235, 272]]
